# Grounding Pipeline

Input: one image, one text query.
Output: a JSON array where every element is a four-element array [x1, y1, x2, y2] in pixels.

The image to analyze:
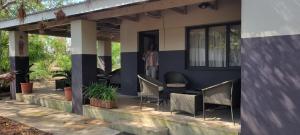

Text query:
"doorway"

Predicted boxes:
[[137, 30, 159, 79]]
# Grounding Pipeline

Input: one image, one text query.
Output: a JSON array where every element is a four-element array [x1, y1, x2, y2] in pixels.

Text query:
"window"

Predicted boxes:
[[187, 22, 241, 69], [208, 26, 227, 67], [229, 25, 241, 66], [189, 28, 206, 66]]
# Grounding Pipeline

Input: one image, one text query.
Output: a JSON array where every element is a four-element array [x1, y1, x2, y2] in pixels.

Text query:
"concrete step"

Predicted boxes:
[[16, 93, 72, 113], [83, 105, 239, 135], [110, 121, 169, 135]]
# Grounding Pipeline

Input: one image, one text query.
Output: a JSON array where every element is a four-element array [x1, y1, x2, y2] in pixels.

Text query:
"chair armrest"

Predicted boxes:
[[138, 75, 164, 87], [202, 81, 233, 92]]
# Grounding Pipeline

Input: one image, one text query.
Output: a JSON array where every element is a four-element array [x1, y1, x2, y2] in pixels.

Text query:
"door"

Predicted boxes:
[[137, 30, 159, 78]]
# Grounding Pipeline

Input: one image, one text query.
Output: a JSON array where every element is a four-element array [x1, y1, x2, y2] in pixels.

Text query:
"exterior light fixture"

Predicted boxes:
[[198, 1, 218, 10]]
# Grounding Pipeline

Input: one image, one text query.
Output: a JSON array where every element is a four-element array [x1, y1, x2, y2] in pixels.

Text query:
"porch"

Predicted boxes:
[[16, 81, 240, 135], [2, 0, 239, 134]]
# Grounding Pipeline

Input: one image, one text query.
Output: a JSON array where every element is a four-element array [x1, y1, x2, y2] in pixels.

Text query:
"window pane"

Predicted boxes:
[[208, 26, 226, 67], [189, 28, 206, 67], [230, 25, 241, 66]]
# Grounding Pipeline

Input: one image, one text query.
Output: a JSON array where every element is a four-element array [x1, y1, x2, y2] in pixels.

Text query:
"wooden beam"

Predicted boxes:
[[97, 18, 122, 25], [145, 11, 161, 19], [18, 16, 85, 32], [87, 0, 214, 20], [171, 6, 188, 15], [198, 1, 218, 10], [211, 0, 218, 10], [28, 30, 70, 37], [120, 14, 140, 22]]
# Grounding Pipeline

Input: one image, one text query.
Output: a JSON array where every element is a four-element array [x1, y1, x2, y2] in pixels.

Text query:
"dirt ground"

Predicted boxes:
[[0, 116, 52, 135]]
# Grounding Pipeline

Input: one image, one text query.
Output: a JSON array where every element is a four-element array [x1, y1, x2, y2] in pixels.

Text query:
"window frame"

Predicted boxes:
[[185, 21, 241, 70]]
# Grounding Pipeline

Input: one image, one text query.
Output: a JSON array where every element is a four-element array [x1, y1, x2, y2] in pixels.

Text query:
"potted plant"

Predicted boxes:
[[101, 85, 117, 109], [84, 83, 117, 109], [53, 70, 72, 101], [84, 83, 104, 107], [20, 64, 34, 94]]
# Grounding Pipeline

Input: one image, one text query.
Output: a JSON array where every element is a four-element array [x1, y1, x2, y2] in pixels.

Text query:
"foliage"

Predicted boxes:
[[0, 0, 87, 20], [0, 31, 9, 73], [48, 37, 71, 71], [111, 42, 121, 70], [0, 1, 75, 83], [29, 35, 71, 81], [30, 60, 52, 81], [52, 69, 71, 86], [84, 83, 105, 100], [0, 32, 71, 81], [29, 35, 50, 64], [102, 85, 117, 101], [84, 83, 117, 101]]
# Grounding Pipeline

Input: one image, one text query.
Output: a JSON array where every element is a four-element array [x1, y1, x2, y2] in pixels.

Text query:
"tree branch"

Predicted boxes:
[[0, 0, 17, 10]]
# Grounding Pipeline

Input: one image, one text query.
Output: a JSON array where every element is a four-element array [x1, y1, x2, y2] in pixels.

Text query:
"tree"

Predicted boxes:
[[112, 42, 121, 70], [0, 31, 9, 73], [0, 0, 91, 88], [0, 0, 87, 20]]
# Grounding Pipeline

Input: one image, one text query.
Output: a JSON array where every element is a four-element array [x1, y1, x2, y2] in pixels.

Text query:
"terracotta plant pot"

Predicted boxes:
[[64, 87, 72, 101], [20, 83, 33, 94], [90, 98, 101, 107], [101, 100, 116, 109]]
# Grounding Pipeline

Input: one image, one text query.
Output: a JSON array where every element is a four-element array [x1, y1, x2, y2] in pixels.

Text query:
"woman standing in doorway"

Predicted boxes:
[[143, 44, 158, 79]]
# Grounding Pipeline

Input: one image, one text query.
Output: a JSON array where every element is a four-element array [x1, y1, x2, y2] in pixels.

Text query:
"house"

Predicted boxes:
[[0, 0, 299, 135]]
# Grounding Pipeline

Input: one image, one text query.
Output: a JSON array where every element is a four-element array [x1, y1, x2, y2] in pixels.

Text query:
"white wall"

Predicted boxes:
[[97, 40, 112, 56], [121, 0, 241, 52], [242, 0, 300, 38], [9, 31, 28, 57], [71, 20, 97, 54]]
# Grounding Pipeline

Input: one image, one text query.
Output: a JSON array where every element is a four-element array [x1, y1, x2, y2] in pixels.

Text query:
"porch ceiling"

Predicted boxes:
[[0, 0, 149, 29], [26, 18, 121, 41], [0, 0, 215, 41]]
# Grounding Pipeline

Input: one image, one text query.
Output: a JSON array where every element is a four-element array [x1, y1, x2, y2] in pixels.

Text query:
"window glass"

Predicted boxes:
[[230, 25, 241, 66], [189, 28, 206, 66], [208, 26, 227, 67], [187, 23, 241, 68]]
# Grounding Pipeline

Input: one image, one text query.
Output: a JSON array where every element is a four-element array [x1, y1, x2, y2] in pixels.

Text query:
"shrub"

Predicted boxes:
[[30, 61, 52, 81], [84, 83, 117, 101]]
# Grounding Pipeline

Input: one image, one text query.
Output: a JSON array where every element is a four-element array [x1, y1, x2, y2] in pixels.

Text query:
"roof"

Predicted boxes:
[[0, 0, 148, 29]]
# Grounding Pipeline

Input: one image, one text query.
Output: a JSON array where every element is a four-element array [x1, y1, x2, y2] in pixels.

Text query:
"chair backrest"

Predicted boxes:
[[109, 69, 121, 85], [164, 72, 187, 84], [97, 68, 107, 75], [232, 78, 241, 107], [202, 81, 233, 106], [138, 75, 163, 98]]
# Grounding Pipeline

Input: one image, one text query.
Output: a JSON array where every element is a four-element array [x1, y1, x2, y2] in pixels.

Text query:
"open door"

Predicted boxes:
[[137, 30, 159, 79]]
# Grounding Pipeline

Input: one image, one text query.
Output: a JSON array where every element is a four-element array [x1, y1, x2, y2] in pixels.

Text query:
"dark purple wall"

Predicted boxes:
[[121, 52, 138, 95], [159, 51, 241, 89], [9, 56, 29, 99], [72, 54, 97, 114], [241, 34, 300, 135], [121, 51, 241, 95]]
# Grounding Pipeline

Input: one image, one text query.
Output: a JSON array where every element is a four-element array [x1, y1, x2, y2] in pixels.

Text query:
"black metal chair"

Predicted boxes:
[[164, 72, 188, 93], [97, 68, 109, 84], [108, 69, 121, 87]]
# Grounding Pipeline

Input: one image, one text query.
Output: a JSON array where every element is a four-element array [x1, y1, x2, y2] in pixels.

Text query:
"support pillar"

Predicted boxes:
[[9, 31, 29, 99], [97, 40, 112, 73], [71, 20, 97, 114], [241, 1, 300, 135]]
